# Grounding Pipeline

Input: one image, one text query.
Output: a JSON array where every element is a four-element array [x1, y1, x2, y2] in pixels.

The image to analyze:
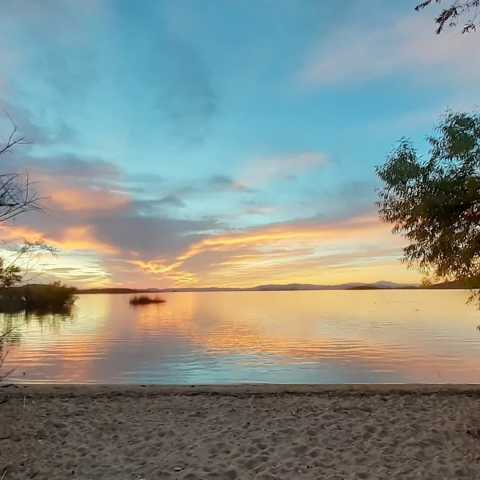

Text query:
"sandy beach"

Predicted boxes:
[[1, 384, 480, 479]]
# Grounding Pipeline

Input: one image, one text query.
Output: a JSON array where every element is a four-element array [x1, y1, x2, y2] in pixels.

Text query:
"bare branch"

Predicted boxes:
[[0, 119, 41, 222], [416, 0, 480, 34]]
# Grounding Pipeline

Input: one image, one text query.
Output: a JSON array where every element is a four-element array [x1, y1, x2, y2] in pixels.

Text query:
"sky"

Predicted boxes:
[[0, 0, 478, 288]]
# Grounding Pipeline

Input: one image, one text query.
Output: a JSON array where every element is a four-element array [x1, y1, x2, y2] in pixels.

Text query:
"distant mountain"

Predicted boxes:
[[69, 279, 480, 295], [77, 281, 418, 294], [77, 288, 157, 294], [250, 281, 416, 291]]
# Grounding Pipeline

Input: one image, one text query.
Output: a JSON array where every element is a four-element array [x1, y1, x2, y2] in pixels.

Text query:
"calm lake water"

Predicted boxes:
[[1, 290, 480, 384]]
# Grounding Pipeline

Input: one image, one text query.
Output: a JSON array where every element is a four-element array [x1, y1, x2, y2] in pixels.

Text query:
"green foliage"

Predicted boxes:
[[0, 282, 77, 314], [377, 111, 480, 284]]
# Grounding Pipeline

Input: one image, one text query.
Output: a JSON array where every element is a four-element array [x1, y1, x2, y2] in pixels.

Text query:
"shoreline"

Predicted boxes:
[[3, 383, 480, 397]]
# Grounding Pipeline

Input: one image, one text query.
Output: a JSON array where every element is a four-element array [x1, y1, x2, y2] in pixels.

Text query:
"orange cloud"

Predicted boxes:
[[177, 215, 392, 262], [131, 214, 417, 287], [0, 223, 118, 255], [0, 210, 417, 288], [53, 226, 119, 255], [49, 188, 130, 212]]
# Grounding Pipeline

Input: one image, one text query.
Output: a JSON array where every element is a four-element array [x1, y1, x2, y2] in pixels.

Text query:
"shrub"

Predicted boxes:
[[0, 282, 77, 314], [129, 295, 165, 306]]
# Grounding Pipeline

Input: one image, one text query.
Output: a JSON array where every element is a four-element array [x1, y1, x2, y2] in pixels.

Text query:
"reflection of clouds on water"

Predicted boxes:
[[2, 290, 480, 384]]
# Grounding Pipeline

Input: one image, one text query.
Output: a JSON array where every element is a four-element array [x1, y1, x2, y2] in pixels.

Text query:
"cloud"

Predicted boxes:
[[49, 188, 130, 213], [130, 212, 414, 287], [0, 143, 413, 287], [0, 134, 397, 289], [1, 0, 106, 113], [131, 174, 255, 212], [0, 223, 118, 255], [0, 149, 131, 217], [140, 26, 218, 145], [41, 155, 122, 182], [152, 194, 186, 208], [156, 43, 218, 144], [90, 214, 219, 260], [0, 142, 225, 287], [208, 175, 253, 193], [311, 180, 378, 221], [0, 100, 76, 146], [2, 1, 218, 147], [0, 149, 122, 188], [299, 14, 480, 88], [53, 226, 119, 255], [240, 152, 328, 187]]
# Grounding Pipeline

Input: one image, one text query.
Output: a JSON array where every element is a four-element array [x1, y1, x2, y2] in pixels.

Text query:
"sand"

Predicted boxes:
[[1, 384, 480, 479]]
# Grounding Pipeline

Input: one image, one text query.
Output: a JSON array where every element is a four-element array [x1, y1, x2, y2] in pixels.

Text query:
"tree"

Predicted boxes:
[[0, 241, 56, 289], [0, 258, 22, 288], [416, 0, 480, 33], [0, 118, 40, 381], [0, 118, 40, 222], [377, 111, 480, 286]]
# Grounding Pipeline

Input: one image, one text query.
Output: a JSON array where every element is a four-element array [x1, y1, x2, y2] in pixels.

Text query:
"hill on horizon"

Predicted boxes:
[[75, 280, 419, 294]]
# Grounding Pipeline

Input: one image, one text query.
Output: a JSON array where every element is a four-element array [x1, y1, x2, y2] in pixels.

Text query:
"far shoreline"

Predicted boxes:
[[75, 284, 473, 295]]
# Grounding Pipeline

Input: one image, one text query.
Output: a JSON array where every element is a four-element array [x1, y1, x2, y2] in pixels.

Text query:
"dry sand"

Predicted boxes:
[[1, 384, 480, 479]]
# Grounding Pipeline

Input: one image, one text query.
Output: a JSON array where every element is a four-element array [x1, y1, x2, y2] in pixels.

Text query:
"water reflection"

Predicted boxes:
[[1, 290, 480, 384]]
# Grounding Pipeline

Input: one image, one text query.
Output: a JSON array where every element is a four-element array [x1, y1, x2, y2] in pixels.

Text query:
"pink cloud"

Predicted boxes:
[[49, 188, 130, 213]]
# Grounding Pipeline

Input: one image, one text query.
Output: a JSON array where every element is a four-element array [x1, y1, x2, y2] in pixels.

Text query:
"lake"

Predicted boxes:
[[1, 290, 480, 384]]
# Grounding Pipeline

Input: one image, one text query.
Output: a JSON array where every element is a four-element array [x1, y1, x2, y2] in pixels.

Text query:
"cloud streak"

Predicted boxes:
[[240, 152, 328, 187], [130, 213, 415, 287], [299, 14, 480, 88]]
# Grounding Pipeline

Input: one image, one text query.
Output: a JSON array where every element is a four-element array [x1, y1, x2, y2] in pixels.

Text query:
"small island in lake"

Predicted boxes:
[[129, 295, 166, 306]]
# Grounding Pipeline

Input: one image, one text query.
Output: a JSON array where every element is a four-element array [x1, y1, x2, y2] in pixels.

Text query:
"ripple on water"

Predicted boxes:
[[2, 290, 480, 384]]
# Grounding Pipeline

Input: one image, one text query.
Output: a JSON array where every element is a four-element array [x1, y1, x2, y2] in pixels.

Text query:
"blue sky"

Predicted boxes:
[[0, 0, 478, 287]]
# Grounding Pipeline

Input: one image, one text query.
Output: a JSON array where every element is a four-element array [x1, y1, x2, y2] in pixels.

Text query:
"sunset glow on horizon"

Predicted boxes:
[[1, 1, 478, 288]]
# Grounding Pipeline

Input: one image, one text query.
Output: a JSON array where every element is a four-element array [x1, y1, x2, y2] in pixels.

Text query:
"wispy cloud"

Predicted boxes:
[[0, 223, 118, 256], [240, 152, 328, 187], [49, 188, 130, 213], [208, 175, 253, 193], [130, 213, 415, 287], [0, 3, 439, 288], [299, 14, 480, 88]]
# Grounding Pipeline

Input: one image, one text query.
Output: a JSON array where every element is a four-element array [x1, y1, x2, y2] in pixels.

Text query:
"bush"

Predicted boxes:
[[0, 282, 77, 314], [129, 295, 165, 306]]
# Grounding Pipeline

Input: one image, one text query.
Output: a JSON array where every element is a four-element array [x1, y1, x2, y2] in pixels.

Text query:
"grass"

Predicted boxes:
[[129, 295, 166, 306], [0, 283, 77, 314]]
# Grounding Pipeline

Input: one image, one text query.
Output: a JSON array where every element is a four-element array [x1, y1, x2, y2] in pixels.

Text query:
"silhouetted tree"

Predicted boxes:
[[0, 118, 40, 381], [0, 241, 56, 289], [416, 0, 480, 33], [0, 258, 22, 288], [377, 111, 480, 286], [0, 118, 40, 222]]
